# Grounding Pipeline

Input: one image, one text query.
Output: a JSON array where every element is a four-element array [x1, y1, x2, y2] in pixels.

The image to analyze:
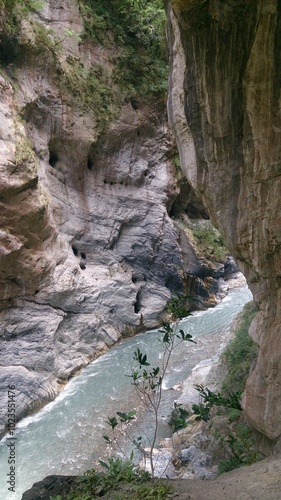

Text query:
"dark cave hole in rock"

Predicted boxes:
[[168, 177, 211, 220], [104, 179, 107, 184], [0, 35, 19, 65], [144, 169, 149, 177], [185, 203, 210, 220], [49, 151, 59, 168], [130, 97, 138, 110], [9, 277, 21, 286], [81, 252, 86, 260], [168, 200, 179, 218], [134, 290, 142, 314], [79, 262, 86, 270], [87, 158, 93, 171], [72, 246, 78, 256], [132, 276, 138, 284]]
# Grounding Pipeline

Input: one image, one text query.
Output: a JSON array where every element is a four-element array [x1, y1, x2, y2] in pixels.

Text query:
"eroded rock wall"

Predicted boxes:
[[166, 0, 281, 447], [0, 0, 186, 435], [0, 0, 238, 437]]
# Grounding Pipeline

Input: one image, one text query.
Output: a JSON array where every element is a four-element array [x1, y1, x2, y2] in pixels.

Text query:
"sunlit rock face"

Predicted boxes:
[[0, 0, 188, 435], [166, 0, 281, 447]]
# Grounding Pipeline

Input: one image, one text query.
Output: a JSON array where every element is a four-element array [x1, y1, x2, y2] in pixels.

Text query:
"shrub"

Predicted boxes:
[[104, 294, 194, 477], [192, 225, 228, 263], [168, 403, 189, 432], [217, 416, 263, 474], [78, 0, 168, 99], [192, 385, 242, 422], [221, 301, 258, 395], [0, 0, 44, 34], [50, 458, 171, 499]]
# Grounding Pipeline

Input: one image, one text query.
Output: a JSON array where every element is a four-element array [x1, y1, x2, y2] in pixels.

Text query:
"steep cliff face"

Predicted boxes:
[[0, 0, 181, 433], [166, 0, 281, 448], [0, 0, 232, 436]]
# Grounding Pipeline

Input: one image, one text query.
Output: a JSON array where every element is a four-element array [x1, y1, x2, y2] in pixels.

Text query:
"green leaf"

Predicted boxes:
[[128, 411, 137, 418], [99, 460, 109, 470], [179, 329, 185, 339], [106, 416, 118, 429], [130, 370, 140, 381], [116, 410, 136, 422], [116, 411, 127, 421], [133, 348, 150, 366], [163, 332, 170, 343], [184, 333, 196, 343]]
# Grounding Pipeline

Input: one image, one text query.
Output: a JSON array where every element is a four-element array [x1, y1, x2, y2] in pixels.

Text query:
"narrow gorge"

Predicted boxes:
[[0, 0, 234, 439], [0, 0, 281, 495]]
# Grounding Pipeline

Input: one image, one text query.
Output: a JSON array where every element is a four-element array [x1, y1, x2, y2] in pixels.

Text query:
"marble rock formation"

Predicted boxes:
[[0, 0, 181, 435], [0, 0, 231, 436]]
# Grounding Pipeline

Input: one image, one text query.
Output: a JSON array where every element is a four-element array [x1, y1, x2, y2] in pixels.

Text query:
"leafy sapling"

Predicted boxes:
[[192, 384, 242, 422], [168, 402, 190, 432], [104, 294, 195, 477]]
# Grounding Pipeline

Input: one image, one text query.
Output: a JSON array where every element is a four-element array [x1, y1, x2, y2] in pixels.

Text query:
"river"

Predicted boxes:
[[0, 286, 252, 500]]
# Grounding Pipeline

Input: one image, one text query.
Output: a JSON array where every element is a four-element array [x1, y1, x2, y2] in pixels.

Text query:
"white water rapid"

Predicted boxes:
[[0, 286, 252, 499]]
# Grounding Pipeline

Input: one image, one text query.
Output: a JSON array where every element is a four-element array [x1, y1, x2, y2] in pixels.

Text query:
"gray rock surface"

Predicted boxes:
[[0, 0, 178, 435], [22, 475, 78, 500], [0, 0, 240, 437], [180, 445, 216, 479], [0, 0, 231, 437]]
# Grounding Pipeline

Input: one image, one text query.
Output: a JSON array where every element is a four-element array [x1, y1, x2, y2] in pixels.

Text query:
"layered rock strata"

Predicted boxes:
[[166, 0, 281, 448]]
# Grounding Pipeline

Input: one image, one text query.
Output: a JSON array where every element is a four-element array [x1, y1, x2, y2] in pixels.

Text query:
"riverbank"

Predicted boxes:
[[0, 272, 243, 443]]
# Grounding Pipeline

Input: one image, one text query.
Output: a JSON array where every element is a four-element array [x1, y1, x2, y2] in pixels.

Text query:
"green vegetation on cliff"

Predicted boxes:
[[214, 301, 261, 473], [222, 301, 258, 396], [0, 0, 41, 9], [78, 0, 168, 98], [174, 218, 228, 264], [191, 224, 227, 263], [0, 0, 168, 125], [0, 0, 43, 31], [50, 459, 171, 499]]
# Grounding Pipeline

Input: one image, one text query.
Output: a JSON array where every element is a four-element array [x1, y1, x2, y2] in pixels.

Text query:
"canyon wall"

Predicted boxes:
[[166, 0, 281, 449], [0, 0, 231, 436], [0, 0, 178, 434]]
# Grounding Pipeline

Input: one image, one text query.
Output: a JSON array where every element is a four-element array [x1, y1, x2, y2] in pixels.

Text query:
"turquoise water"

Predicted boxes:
[[0, 286, 252, 499]]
